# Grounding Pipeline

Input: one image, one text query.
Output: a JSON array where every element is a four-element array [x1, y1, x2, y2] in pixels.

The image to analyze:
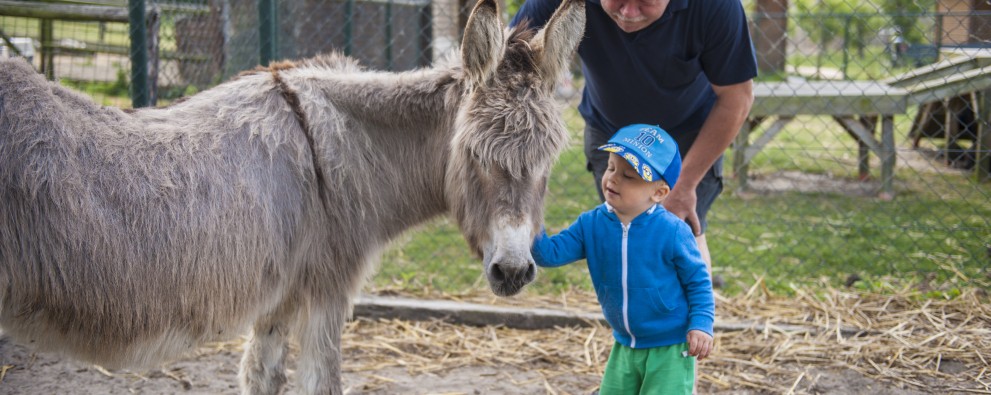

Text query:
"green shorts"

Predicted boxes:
[[600, 342, 694, 395]]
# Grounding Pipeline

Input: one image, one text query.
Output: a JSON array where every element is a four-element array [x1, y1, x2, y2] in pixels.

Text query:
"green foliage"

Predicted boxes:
[[786, 44, 909, 80], [792, 0, 878, 48], [61, 67, 130, 98], [790, 0, 935, 56], [158, 84, 200, 101], [881, 0, 935, 44], [504, 0, 525, 21]]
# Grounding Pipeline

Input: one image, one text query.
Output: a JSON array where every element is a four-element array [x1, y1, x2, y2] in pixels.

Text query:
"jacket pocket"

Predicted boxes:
[[646, 287, 687, 313], [625, 287, 689, 336]]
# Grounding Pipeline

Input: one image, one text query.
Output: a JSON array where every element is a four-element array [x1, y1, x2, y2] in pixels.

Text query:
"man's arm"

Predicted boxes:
[[663, 79, 754, 235]]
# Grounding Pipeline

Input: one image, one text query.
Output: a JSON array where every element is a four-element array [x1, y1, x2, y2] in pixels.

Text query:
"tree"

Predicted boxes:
[[792, 0, 881, 57], [881, 0, 933, 44], [793, 0, 934, 56]]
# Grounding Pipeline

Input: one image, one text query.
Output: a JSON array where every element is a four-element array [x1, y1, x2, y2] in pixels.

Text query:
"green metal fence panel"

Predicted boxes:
[[128, 0, 149, 107], [257, 0, 275, 65]]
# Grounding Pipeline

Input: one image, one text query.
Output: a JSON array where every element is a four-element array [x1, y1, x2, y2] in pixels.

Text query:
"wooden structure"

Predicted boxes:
[[0, 0, 182, 107], [352, 294, 866, 335], [884, 54, 991, 180], [751, 0, 788, 75], [736, 52, 991, 199], [0, 1, 149, 81], [936, 0, 991, 47], [733, 81, 907, 198]]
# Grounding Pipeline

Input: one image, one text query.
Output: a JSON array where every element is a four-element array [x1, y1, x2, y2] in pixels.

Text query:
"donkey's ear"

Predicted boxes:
[[461, 0, 504, 88], [531, 0, 585, 87]]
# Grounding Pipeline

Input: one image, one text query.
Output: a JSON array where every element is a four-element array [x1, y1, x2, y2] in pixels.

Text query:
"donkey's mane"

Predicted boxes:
[[296, 53, 366, 72], [503, 22, 538, 74], [236, 52, 365, 78]]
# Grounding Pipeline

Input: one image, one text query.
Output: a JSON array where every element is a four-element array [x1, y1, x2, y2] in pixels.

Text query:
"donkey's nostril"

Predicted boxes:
[[489, 263, 507, 282], [524, 262, 536, 282]]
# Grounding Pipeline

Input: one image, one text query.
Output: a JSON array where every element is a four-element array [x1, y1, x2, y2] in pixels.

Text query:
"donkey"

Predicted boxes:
[[0, 0, 584, 393]]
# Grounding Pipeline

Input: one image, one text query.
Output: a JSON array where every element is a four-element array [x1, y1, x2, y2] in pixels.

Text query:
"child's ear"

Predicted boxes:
[[651, 183, 671, 203]]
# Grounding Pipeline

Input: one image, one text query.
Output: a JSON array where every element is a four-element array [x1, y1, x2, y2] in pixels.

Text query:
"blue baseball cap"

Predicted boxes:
[[597, 124, 681, 187]]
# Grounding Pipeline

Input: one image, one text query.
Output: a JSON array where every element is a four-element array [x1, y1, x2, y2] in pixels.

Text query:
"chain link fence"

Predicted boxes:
[[2, 0, 989, 292]]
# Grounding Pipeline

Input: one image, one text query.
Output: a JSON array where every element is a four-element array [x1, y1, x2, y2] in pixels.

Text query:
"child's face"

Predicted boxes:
[[602, 154, 670, 218]]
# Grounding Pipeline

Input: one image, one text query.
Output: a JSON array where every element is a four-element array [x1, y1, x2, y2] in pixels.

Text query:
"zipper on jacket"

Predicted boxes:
[[621, 223, 635, 348]]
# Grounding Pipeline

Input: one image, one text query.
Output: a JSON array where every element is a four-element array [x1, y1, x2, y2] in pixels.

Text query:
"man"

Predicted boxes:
[[511, 0, 757, 283]]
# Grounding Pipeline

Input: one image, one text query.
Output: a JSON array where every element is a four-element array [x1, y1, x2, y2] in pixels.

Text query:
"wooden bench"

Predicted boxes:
[[734, 81, 908, 199]]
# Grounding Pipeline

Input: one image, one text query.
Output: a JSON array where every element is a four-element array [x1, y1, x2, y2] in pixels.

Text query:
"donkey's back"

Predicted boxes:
[[0, 57, 321, 368]]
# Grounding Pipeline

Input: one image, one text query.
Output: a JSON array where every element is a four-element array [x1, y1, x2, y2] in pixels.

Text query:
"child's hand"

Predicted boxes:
[[687, 330, 713, 360]]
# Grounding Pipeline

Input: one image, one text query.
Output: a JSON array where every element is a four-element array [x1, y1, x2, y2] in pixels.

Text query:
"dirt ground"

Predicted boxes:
[[0, 328, 932, 395], [0, 335, 595, 395], [2, 275, 987, 395]]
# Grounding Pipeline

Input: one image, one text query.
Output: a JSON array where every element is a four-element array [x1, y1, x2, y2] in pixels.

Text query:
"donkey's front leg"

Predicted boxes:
[[296, 298, 350, 395], [240, 315, 291, 395]]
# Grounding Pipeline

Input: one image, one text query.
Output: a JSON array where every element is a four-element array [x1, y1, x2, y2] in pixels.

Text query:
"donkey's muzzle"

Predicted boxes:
[[486, 259, 536, 296]]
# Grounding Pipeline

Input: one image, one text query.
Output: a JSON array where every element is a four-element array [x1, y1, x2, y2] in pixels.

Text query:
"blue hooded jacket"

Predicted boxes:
[[532, 203, 714, 348]]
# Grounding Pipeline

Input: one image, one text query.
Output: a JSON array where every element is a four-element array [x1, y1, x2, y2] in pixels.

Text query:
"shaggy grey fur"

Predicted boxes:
[[0, 0, 584, 393]]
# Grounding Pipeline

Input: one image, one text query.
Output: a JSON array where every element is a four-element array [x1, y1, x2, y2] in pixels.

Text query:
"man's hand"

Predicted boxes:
[[687, 330, 713, 360], [663, 186, 700, 236]]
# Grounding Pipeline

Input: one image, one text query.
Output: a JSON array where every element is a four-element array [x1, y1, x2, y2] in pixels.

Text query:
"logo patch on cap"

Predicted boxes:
[[623, 153, 639, 168], [600, 144, 624, 153]]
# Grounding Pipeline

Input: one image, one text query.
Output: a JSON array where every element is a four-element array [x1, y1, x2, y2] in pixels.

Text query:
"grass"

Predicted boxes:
[[711, 185, 990, 295], [61, 68, 129, 96], [372, 104, 991, 298], [754, 44, 936, 82], [0, 15, 178, 52]]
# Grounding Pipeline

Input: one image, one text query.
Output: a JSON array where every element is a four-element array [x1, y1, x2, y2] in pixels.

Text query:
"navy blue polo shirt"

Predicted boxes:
[[511, 0, 757, 152]]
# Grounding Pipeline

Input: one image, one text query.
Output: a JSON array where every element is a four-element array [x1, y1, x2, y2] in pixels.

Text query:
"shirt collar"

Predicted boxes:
[[658, 0, 688, 25], [603, 203, 659, 216]]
